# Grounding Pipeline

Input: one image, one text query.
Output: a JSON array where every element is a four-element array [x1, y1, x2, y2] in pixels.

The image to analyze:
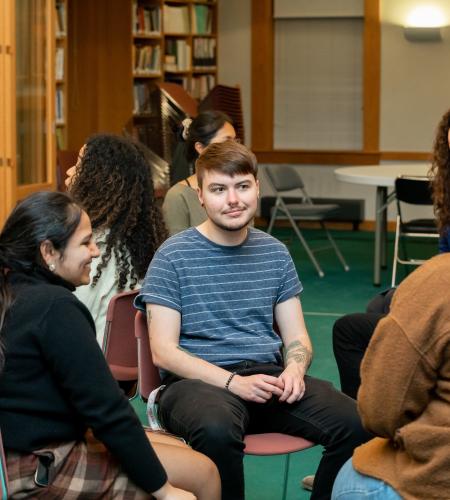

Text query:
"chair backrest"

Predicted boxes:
[[103, 290, 140, 381], [395, 176, 433, 206], [0, 429, 8, 499], [134, 311, 162, 400], [265, 165, 305, 193]]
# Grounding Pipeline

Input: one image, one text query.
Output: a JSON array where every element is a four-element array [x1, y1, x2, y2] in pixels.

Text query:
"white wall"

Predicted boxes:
[[217, 0, 252, 145], [217, 0, 448, 221], [380, 0, 450, 151]]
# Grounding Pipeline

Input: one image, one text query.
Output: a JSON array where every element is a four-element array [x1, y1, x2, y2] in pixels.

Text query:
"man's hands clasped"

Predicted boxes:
[[227, 368, 306, 404]]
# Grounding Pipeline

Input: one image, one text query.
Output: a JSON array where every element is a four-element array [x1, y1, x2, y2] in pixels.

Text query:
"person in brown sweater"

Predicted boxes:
[[332, 253, 450, 500]]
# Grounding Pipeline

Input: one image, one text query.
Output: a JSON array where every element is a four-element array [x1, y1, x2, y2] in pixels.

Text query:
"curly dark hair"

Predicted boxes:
[[69, 134, 167, 290], [431, 109, 450, 234]]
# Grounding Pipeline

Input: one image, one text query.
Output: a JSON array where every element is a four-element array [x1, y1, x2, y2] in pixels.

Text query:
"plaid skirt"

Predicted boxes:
[[6, 431, 150, 499]]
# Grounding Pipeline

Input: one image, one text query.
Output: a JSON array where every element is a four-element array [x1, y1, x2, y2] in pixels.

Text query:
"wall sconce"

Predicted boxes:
[[403, 5, 446, 42], [404, 26, 442, 42]]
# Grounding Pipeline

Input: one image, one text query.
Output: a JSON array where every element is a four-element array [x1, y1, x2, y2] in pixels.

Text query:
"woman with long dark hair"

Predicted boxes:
[[163, 110, 236, 235], [66, 133, 168, 346], [0, 191, 220, 499]]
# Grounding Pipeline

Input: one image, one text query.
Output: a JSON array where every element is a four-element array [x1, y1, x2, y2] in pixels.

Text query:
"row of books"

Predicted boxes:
[[192, 38, 216, 67], [134, 45, 161, 74], [190, 74, 215, 100], [163, 5, 189, 34], [164, 40, 191, 71], [162, 4, 214, 35], [55, 47, 64, 80], [55, 1, 66, 37], [55, 127, 65, 150], [191, 5, 213, 35], [132, 3, 160, 35], [133, 82, 152, 115], [55, 88, 64, 123], [163, 74, 216, 101]]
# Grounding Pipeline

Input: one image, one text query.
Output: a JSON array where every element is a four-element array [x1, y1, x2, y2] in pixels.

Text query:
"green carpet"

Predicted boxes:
[[131, 227, 438, 499]]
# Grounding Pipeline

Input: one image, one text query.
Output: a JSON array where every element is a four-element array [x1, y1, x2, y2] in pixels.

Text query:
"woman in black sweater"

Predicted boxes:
[[0, 192, 220, 499]]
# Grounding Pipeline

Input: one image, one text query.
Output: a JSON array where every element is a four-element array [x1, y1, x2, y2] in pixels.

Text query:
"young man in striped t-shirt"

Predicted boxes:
[[136, 141, 370, 500]]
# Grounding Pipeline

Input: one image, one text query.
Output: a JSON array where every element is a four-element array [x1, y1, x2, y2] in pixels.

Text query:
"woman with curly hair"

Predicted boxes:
[[430, 108, 450, 252], [66, 133, 167, 346]]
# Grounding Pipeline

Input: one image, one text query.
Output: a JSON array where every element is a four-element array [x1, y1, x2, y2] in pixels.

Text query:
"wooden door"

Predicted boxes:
[[15, 0, 56, 201], [0, 0, 16, 228]]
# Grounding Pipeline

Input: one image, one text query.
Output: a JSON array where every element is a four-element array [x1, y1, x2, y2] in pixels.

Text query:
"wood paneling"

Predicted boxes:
[[67, 0, 133, 150], [250, 0, 382, 165], [380, 151, 431, 161], [254, 150, 380, 165], [251, 0, 273, 151], [363, 0, 380, 153]]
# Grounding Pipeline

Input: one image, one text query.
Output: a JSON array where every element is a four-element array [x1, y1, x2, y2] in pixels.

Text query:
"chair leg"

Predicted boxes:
[[267, 199, 281, 235], [391, 216, 401, 287], [288, 218, 325, 278], [281, 453, 290, 500], [321, 222, 350, 271]]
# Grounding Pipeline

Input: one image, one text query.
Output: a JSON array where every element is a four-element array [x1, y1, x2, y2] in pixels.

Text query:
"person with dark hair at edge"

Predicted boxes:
[[332, 253, 450, 499], [66, 133, 168, 348], [163, 110, 236, 235], [0, 191, 220, 499], [332, 106, 450, 402], [136, 140, 371, 500]]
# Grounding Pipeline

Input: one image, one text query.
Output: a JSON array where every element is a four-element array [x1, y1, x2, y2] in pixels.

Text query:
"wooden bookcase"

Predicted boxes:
[[66, 0, 218, 151], [1, 0, 56, 228], [55, 0, 68, 149], [132, 0, 218, 118]]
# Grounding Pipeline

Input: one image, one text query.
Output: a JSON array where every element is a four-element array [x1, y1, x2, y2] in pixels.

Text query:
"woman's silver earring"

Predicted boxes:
[[49, 263, 56, 272]]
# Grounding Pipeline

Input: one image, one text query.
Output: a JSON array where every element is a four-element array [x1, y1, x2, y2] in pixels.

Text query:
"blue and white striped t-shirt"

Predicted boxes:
[[135, 227, 303, 366]]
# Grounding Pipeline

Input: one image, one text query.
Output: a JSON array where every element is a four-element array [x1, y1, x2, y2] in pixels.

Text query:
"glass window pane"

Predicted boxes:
[[16, 0, 48, 185]]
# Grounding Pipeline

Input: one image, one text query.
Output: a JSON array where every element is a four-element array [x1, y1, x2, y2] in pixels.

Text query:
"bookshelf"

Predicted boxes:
[[55, 0, 68, 149], [132, 0, 218, 119], [65, 0, 217, 150]]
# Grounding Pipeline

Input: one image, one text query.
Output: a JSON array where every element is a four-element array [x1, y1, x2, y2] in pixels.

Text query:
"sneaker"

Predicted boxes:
[[301, 475, 315, 492]]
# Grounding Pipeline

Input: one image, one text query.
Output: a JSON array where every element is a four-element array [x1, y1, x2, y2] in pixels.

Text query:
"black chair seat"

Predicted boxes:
[[401, 219, 437, 234], [274, 203, 339, 218]]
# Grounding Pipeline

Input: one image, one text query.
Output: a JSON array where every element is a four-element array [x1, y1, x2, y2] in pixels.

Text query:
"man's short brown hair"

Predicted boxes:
[[196, 140, 258, 188]]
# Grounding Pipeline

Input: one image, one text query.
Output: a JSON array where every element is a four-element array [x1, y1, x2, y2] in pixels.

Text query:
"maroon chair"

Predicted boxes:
[[103, 290, 140, 384], [134, 311, 315, 499], [134, 310, 162, 400]]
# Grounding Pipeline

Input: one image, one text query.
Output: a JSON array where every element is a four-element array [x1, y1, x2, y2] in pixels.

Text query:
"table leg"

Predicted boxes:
[[373, 186, 387, 286], [381, 189, 388, 269]]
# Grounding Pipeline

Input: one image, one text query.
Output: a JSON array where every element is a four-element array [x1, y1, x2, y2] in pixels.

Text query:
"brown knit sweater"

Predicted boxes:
[[353, 253, 450, 500]]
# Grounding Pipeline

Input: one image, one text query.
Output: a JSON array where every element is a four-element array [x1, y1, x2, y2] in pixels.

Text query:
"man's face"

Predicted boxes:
[[198, 170, 259, 232]]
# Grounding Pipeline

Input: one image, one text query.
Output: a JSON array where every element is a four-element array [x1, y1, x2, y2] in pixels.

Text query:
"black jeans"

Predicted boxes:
[[158, 363, 371, 500], [332, 313, 385, 399]]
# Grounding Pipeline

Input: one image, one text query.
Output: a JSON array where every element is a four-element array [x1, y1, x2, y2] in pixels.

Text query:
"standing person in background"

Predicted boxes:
[[163, 110, 236, 235], [66, 133, 167, 348], [0, 191, 220, 499]]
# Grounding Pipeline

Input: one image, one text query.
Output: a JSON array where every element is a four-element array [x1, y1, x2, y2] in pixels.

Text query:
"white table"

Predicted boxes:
[[335, 164, 431, 286]]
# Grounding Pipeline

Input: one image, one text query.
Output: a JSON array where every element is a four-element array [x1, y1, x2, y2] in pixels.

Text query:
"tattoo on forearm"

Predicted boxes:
[[284, 340, 312, 369], [176, 345, 198, 358]]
